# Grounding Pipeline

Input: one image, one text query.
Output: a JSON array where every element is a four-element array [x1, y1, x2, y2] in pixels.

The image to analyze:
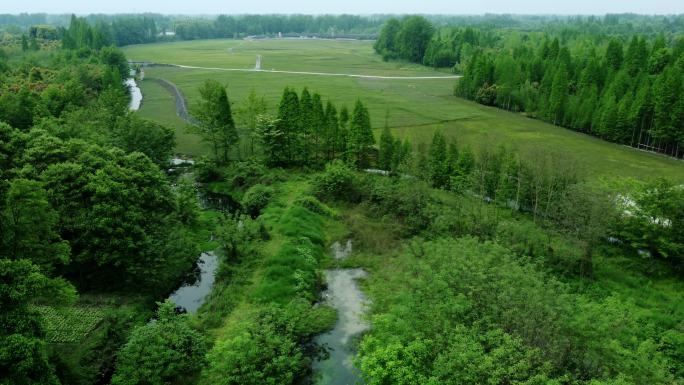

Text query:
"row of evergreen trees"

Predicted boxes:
[[373, 16, 684, 157], [257, 87, 379, 169], [456, 33, 684, 157]]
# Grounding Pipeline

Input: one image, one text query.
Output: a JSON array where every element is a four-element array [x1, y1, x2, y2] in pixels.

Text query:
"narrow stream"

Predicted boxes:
[[165, 157, 222, 313], [313, 241, 368, 385], [126, 78, 142, 111], [168, 251, 219, 313]]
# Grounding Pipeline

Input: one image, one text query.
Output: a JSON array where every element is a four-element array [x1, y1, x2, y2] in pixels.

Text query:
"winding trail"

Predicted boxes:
[[162, 63, 462, 80], [154, 78, 198, 125]]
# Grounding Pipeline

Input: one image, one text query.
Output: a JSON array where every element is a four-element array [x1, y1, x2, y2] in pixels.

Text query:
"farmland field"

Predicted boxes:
[[124, 39, 684, 181], [37, 306, 107, 343]]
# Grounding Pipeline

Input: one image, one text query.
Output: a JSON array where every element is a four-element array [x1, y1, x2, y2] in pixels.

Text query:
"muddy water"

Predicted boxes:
[[313, 241, 368, 385], [168, 251, 218, 313]]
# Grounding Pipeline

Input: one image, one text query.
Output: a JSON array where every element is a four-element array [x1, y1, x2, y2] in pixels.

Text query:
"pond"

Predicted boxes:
[[200, 189, 240, 213], [168, 251, 219, 313], [313, 241, 369, 385]]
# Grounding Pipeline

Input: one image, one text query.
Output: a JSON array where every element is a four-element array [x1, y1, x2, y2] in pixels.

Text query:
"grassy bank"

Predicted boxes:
[[192, 174, 345, 384]]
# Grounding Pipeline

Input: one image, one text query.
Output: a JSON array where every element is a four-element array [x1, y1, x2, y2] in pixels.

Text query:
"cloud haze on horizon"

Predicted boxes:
[[2, 0, 684, 15]]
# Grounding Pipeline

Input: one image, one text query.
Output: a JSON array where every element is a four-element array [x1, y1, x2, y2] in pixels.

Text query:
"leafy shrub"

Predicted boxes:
[[241, 184, 273, 218], [294, 195, 338, 218], [365, 177, 433, 235], [111, 300, 209, 385], [496, 220, 551, 259], [359, 237, 675, 384], [194, 156, 223, 183], [225, 160, 285, 190], [201, 300, 331, 385], [615, 178, 684, 268], [313, 160, 362, 202], [219, 214, 267, 262]]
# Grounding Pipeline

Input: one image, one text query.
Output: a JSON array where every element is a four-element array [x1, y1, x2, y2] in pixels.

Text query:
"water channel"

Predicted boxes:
[[313, 240, 369, 385], [125, 78, 142, 111]]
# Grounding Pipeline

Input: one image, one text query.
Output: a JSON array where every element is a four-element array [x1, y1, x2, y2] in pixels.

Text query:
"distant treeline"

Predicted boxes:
[[173, 14, 385, 40], [375, 15, 684, 157], [5, 13, 684, 43]]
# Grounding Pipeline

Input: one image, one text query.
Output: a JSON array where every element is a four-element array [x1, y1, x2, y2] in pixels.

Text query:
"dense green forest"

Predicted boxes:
[[1, 13, 683, 385], [375, 15, 684, 157], [0, 21, 209, 384]]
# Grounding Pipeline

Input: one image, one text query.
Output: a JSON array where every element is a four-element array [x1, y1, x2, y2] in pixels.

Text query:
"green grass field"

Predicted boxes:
[[135, 78, 207, 154], [124, 39, 684, 181]]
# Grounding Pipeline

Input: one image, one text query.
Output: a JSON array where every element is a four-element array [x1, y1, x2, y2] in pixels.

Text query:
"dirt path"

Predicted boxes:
[[163, 63, 462, 80], [154, 78, 198, 125]]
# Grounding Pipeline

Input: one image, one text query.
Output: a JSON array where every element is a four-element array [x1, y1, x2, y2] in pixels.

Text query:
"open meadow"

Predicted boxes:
[[125, 38, 684, 181]]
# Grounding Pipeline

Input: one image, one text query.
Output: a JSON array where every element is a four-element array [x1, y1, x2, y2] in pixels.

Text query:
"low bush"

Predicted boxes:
[[194, 156, 223, 183], [111, 300, 209, 385], [225, 160, 285, 191], [201, 300, 335, 385], [313, 160, 363, 202], [365, 177, 434, 235], [241, 184, 273, 218], [294, 195, 338, 218]]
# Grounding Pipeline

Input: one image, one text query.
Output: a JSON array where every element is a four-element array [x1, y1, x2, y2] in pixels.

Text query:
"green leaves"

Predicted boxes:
[[1, 178, 70, 274], [347, 100, 374, 169], [111, 299, 209, 385], [192, 79, 238, 163], [0, 259, 75, 385]]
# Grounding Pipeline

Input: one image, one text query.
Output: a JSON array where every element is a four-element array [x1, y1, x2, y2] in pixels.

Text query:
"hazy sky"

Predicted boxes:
[[3, 0, 684, 15]]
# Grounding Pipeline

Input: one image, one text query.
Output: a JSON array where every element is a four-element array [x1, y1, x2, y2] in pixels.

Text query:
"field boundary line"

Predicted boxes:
[[160, 63, 462, 80], [153, 78, 198, 125]]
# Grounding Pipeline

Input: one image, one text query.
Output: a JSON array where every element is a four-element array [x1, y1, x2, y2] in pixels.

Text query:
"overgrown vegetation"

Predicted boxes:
[[1, 11, 683, 385], [0, 17, 207, 385]]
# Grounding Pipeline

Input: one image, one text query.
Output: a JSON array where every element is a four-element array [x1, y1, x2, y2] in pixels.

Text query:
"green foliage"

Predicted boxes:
[[176, 177, 201, 226], [241, 184, 274, 218], [36, 145, 196, 292], [1, 178, 70, 274], [255, 114, 286, 166], [313, 160, 363, 203], [359, 237, 678, 384], [548, 184, 619, 277], [201, 300, 330, 385], [0, 259, 76, 385], [428, 131, 449, 188], [455, 25, 684, 157], [223, 160, 281, 190], [275, 87, 301, 165], [375, 16, 435, 64], [111, 300, 209, 385], [191, 79, 238, 163], [615, 179, 684, 267], [37, 306, 106, 344], [365, 177, 434, 236], [347, 100, 375, 169], [293, 195, 337, 218], [111, 115, 175, 168], [218, 214, 267, 262], [194, 156, 223, 183], [235, 89, 267, 158], [378, 120, 396, 171]]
